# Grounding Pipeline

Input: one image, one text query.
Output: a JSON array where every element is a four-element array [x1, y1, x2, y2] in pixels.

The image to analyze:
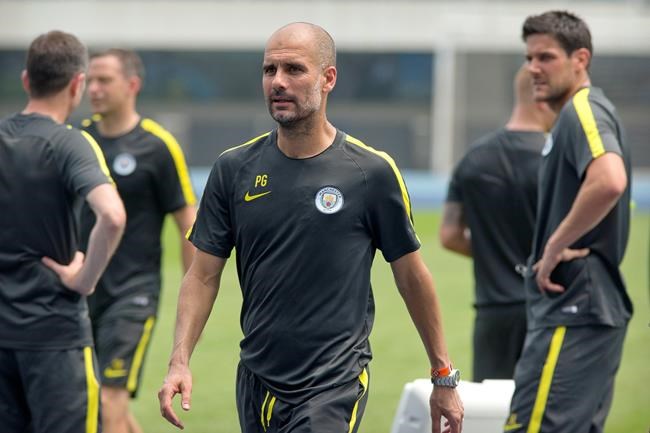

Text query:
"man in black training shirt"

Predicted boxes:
[[0, 31, 125, 433], [440, 65, 555, 382], [504, 11, 632, 433], [80, 48, 197, 433], [159, 22, 464, 433]]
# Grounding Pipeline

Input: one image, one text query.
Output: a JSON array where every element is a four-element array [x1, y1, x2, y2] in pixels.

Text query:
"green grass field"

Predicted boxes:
[[133, 211, 649, 433]]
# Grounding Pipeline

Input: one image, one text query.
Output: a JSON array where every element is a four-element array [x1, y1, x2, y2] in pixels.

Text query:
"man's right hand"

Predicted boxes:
[[158, 363, 193, 429], [42, 251, 92, 295]]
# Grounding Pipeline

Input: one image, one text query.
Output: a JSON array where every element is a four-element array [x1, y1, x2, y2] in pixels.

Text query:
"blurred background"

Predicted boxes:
[[2, 2, 648, 432], [2, 0, 649, 208]]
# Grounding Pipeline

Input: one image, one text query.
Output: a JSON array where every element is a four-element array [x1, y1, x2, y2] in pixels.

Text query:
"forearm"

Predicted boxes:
[[174, 205, 197, 273], [402, 274, 450, 369], [169, 270, 220, 367], [440, 228, 472, 257], [547, 155, 626, 252], [393, 253, 451, 369], [77, 213, 124, 293], [439, 202, 472, 257]]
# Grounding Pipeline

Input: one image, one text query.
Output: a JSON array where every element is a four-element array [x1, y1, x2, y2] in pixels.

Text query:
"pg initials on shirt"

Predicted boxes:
[[255, 174, 268, 187]]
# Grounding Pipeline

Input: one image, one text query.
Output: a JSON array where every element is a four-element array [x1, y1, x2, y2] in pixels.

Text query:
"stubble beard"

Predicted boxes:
[[268, 82, 322, 129]]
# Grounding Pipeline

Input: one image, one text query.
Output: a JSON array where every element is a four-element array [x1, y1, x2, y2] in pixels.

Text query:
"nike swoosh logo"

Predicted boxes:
[[244, 191, 272, 202]]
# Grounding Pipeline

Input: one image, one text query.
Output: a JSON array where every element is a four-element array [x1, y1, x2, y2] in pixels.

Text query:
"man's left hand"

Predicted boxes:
[[429, 386, 463, 433]]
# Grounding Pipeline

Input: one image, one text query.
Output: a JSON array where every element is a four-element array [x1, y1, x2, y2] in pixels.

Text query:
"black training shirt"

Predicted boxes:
[[0, 113, 112, 349], [190, 129, 419, 404]]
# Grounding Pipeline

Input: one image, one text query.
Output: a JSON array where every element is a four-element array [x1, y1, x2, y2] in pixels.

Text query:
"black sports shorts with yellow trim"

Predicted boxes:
[[0, 346, 101, 433], [504, 325, 627, 433], [89, 291, 158, 398], [236, 362, 370, 433]]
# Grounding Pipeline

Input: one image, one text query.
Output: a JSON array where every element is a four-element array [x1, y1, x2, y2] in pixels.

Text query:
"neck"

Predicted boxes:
[[276, 116, 337, 159], [97, 108, 140, 137], [22, 97, 70, 124], [550, 74, 592, 114], [506, 107, 547, 132]]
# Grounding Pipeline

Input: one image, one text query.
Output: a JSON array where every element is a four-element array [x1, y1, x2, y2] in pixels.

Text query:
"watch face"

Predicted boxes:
[[433, 369, 460, 387]]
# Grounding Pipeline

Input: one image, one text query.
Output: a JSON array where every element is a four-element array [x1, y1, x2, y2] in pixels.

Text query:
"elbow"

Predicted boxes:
[[601, 172, 627, 203], [101, 202, 126, 237], [439, 226, 457, 251]]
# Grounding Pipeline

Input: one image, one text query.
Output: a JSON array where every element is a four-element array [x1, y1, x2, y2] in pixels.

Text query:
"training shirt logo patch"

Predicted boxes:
[[315, 186, 344, 214], [113, 153, 137, 176], [541, 134, 554, 156]]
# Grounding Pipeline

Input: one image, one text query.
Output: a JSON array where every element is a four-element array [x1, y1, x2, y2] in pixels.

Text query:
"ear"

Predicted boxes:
[[70, 72, 86, 98], [129, 75, 142, 95], [21, 70, 30, 94], [572, 47, 591, 71], [322, 66, 337, 94]]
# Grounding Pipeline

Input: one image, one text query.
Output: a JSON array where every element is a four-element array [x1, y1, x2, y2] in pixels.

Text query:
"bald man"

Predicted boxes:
[[439, 65, 555, 382], [159, 22, 463, 433]]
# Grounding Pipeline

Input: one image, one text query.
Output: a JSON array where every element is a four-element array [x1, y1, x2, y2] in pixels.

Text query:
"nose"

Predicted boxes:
[[527, 59, 541, 75], [86, 79, 99, 95], [271, 70, 287, 92]]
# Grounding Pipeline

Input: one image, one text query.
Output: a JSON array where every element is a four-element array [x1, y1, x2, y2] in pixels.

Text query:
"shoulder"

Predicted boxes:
[[52, 122, 96, 149], [138, 117, 180, 148], [340, 133, 400, 175], [563, 87, 615, 124], [456, 129, 503, 169], [217, 131, 272, 166]]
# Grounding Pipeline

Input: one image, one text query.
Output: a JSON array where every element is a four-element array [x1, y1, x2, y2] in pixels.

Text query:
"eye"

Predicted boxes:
[[263, 65, 276, 75]]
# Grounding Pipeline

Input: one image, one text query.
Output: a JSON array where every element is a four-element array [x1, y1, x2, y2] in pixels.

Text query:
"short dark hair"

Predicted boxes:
[[522, 10, 593, 58], [90, 48, 145, 82], [26, 30, 87, 98]]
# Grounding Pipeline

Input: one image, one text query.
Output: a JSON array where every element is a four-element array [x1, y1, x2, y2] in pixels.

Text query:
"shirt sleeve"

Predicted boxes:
[[445, 158, 464, 203], [54, 126, 113, 198], [365, 158, 420, 262], [152, 133, 197, 213], [188, 156, 234, 258], [570, 91, 623, 178]]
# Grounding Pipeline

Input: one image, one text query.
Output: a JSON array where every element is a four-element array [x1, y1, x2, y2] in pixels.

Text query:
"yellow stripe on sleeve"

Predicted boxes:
[[127, 316, 156, 393], [83, 347, 100, 433], [527, 326, 566, 433], [140, 118, 197, 206], [220, 131, 272, 157], [345, 135, 413, 223], [348, 368, 369, 433], [573, 88, 605, 158], [80, 130, 114, 184]]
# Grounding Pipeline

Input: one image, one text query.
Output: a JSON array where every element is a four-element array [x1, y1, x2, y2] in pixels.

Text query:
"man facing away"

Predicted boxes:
[[0, 30, 125, 433], [159, 22, 464, 433], [504, 10, 632, 433], [80, 48, 197, 433], [439, 65, 555, 382]]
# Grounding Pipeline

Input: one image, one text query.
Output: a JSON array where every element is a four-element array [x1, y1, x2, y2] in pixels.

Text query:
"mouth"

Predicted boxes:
[[271, 97, 294, 104]]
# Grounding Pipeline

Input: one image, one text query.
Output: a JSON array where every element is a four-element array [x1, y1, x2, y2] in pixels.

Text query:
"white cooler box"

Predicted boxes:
[[390, 379, 515, 433]]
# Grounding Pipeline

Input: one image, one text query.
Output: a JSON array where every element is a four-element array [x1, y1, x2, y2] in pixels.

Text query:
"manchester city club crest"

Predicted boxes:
[[315, 186, 344, 214], [113, 153, 137, 176]]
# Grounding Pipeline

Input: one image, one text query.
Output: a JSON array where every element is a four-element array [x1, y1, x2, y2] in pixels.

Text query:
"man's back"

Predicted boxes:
[[448, 128, 545, 306], [0, 112, 110, 350]]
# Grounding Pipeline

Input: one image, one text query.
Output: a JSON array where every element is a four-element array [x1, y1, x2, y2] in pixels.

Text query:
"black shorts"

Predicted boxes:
[[236, 363, 370, 433], [473, 303, 527, 381], [504, 325, 627, 433], [0, 346, 101, 433], [89, 291, 158, 397]]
